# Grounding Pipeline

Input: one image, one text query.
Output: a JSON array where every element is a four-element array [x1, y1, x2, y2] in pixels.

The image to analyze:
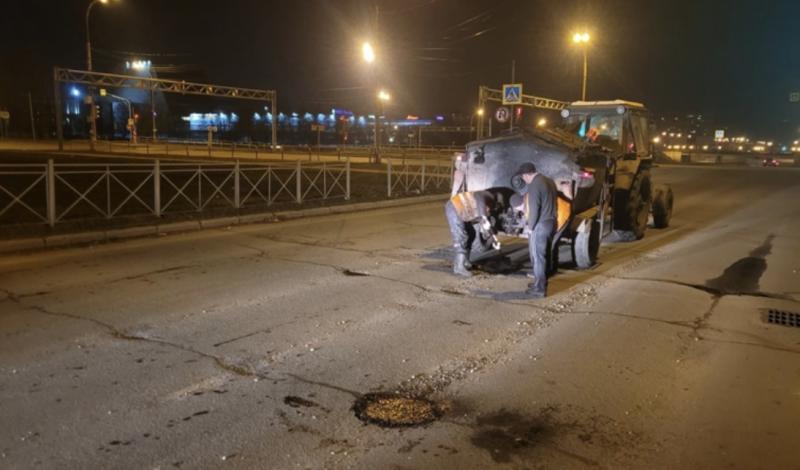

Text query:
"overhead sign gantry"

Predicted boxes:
[[53, 67, 279, 150], [477, 85, 569, 139]]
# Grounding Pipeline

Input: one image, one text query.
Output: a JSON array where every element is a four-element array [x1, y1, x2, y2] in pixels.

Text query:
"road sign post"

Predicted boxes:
[[311, 124, 324, 160], [502, 84, 522, 131]]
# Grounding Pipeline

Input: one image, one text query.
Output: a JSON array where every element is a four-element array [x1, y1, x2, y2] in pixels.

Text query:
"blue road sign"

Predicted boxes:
[[502, 84, 523, 105]]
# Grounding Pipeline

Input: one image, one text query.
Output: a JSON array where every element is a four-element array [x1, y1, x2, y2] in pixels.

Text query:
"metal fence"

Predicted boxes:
[[0, 159, 350, 227], [386, 158, 454, 197], [55, 138, 458, 164]]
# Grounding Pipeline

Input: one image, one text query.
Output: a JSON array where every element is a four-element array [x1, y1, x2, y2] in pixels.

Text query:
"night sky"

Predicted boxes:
[[2, 0, 799, 139]]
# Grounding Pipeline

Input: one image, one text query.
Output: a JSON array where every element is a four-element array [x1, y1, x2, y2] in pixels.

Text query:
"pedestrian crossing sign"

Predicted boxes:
[[503, 84, 523, 105]]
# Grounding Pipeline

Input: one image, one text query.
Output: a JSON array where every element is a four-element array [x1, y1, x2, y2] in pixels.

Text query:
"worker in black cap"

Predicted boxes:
[[514, 162, 557, 298]]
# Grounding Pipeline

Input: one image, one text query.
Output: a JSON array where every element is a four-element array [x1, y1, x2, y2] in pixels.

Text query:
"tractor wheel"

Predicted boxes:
[[573, 219, 600, 269], [613, 170, 652, 240], [652, 184, 674, 228]]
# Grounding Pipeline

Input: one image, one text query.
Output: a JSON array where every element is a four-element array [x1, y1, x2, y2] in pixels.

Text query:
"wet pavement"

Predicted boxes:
[[1, 166, 799, 469]]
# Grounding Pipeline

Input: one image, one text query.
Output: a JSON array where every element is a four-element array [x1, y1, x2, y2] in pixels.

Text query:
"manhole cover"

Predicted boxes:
[[353, 393, 442, 427], [765, 309, 800, 328]]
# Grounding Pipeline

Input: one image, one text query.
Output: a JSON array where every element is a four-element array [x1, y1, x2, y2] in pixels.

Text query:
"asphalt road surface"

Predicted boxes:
[[1, 166, 799, 469]]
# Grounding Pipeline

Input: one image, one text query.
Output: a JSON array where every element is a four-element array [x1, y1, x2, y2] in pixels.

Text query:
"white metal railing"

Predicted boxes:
[[386, 157, 454, 197], [0, 159, 350, 227]]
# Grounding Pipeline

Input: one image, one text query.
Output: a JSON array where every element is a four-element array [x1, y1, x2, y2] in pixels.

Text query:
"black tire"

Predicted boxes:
[[613, 170, 652, 240], [573, 219, 600, 269], [652, 185, 673, 228]]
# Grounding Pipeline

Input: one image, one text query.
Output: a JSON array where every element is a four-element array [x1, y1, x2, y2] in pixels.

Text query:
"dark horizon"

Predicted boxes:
[[2, 0, 799, 140]]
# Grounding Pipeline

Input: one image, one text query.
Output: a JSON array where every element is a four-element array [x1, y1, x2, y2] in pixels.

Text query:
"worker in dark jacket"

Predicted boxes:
[[514, 162, 557, 298], [444, 189, 508, 277]]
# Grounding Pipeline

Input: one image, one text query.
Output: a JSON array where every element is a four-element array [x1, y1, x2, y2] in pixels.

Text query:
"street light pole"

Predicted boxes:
[[572, 31, 591, 101], [581, 47, 588, 101], [85, 0, 112, 151], [362, 41, 380, 163], [471, 108, 484, 141], [376, 89, 390, 165]]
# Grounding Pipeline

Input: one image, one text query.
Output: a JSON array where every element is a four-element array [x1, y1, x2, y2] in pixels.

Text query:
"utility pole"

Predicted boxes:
[[86, 1, 98, 151], [28, 92, 36, 140], [581, 47, 588, 101], [151, 88, 157, 141], [509, 60, 515, 131]]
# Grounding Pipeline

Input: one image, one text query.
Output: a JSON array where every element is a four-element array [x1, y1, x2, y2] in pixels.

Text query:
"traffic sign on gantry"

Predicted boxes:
[[502, 83, 523, 105]]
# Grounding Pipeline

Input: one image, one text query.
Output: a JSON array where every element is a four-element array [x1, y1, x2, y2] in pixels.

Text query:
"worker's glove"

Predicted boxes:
[[479, 216, 493, 237], [479, 216, 501, 250]]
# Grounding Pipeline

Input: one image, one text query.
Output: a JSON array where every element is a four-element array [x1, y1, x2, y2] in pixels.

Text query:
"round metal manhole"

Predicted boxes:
[[353, 393, 442, 427]]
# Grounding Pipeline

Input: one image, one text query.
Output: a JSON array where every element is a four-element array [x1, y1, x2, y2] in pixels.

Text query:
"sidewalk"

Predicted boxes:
[[0, 193, 449, 254]]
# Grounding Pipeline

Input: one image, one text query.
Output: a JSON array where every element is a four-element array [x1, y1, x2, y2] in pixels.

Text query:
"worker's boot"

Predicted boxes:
[[453, 253, 472, 277]]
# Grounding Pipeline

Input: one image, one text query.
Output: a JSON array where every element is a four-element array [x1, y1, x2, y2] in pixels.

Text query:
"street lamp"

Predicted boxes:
[[572, 31, 590, 101], [362, 41, 382, 161], [85, 0, 119, 150], [537, 117, 547, 127], [470, 108, 484, 140], [362, 42, 376, 64]]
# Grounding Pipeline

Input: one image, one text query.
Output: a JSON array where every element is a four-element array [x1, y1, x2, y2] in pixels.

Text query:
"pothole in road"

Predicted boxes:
[[353, 393, 443, 428]]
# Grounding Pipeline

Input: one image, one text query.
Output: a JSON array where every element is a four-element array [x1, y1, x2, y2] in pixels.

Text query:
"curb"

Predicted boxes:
[[0, 194, 449, 255]]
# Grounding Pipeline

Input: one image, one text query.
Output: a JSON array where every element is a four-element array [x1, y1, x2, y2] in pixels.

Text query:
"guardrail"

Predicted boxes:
[[0, 159, 350, 227], [386, 158, 454, 197]]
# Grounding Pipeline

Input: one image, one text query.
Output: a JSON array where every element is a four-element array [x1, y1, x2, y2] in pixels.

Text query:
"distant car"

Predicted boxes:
[[762, 157, 779, 167]]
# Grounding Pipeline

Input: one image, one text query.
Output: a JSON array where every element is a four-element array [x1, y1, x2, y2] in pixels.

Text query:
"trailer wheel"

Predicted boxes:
[[573, 219, 600, 269], [652, 185, 673, 228], [613, 170, 652, 240]]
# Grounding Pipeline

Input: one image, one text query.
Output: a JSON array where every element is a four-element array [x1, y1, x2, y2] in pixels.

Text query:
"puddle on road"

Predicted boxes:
[[470, 408, 557, 464], [353, 393, 445, 428], [705, 234, 774, 294]]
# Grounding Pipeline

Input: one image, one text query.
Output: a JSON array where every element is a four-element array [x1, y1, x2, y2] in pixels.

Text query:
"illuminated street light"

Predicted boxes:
[[572, 32, 590, 43], [537, 118, 547, 127], [127, 60, 152, 71], [377, 89, 391, 102], [362, 42, 375, 64], [652, 136, 661, 144], [477, 108, 484, 117], [572, 30, 591, 101]]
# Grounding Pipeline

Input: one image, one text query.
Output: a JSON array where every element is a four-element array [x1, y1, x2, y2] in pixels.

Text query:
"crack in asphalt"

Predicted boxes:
[[612, 275, 797, 302], [2, 287, 282, 381], [246, 233, 400, 260], [574, 276, 800, 356], [696, 337, 800, 356], [231, 242, 549, 313], [109, 265, 195, 284], [562, 309, 710, 332]]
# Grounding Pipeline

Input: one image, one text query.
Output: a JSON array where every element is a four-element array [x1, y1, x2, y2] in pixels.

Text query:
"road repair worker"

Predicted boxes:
[[444, 189, 509, 277], [514, 162, 557, 298]]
